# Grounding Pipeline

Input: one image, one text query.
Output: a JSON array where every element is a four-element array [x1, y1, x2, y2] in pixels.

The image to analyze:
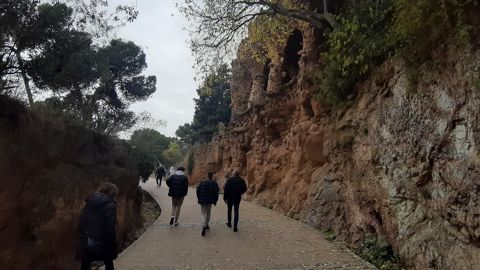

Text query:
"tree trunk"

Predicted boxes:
[[15, 50, 34, 106], [323, 0, 328, 13]]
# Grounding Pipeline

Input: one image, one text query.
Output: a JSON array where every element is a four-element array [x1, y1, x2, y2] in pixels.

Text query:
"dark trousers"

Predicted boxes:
[[81, 260, 114, 270], [227, 200, 240, 228]]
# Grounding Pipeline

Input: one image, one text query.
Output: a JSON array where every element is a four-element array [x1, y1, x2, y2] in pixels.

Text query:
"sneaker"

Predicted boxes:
[[174, 222, 179, 226], [205, 225, 210, 230], [226, 223, 232, 228], [169, 217, 174, 225], [233, 227, 238, 232], [201, 227, 206, 236]]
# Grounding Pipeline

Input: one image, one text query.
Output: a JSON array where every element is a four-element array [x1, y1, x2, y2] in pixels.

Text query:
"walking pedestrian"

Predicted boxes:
[[155, 166, 166, 188], [166, 166, 189, 226], [223, 169, 247, 232], [196, 171, 219, 236], [75, 182, 119, 270]]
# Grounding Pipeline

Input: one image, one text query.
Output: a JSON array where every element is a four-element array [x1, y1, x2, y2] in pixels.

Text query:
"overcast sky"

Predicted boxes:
[[113, 0, 197, 137]]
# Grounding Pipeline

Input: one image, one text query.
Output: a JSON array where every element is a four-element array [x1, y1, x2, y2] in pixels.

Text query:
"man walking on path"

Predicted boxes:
[[196, 172, 219, 236], [223, 169, 247, 232], [155, 166, 166, 188], [166, 166, 188, 226]]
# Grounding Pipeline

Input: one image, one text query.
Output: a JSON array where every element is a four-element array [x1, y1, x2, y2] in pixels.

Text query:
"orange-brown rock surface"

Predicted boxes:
[[189, 24, 480, 269], [0, 96, 141, 270]]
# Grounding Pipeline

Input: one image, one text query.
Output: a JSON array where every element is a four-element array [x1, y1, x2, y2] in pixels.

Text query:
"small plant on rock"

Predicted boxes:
[[321, 228, 337, 241], [357, 236, 401, 270]]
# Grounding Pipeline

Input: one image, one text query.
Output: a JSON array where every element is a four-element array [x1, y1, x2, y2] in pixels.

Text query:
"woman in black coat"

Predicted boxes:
[[75, 182, 118, 270]]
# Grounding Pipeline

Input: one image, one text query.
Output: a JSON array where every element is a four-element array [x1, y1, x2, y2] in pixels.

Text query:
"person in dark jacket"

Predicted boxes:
[[76, 182, 118, 270], [166, 166, 189, 226], [223, 169, 247, 232], [196, 171, 219, 236], [155, 166, 166, 188]]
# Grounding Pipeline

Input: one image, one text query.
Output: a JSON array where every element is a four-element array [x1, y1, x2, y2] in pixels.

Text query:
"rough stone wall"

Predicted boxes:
[[0, 96, 141, 270], [189, 23, 480, 269]]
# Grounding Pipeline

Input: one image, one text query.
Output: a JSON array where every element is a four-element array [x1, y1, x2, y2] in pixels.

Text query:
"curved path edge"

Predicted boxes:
[[115, 179, 377, 270]]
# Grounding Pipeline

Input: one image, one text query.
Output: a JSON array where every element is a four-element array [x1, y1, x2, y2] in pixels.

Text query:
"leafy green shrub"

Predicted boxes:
[[357, 236, 401, 270], [394, 0, 478, 91], [162, 142, 185, 169], [321, 228, 337, 241], [316, 0, 395, 107], [393, 0, 478, 66], [314, 0, 478, 106], [32, 97, 84, 126], [131, 147, 155, 182]]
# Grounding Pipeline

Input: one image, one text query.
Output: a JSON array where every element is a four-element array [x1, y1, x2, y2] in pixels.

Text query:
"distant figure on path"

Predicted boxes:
[[166, 166, 189, 226], [196, 171, 220, 236], [155, 166, 166, 188], [223, 169, 247, 232], [76, 182, 119, 270]]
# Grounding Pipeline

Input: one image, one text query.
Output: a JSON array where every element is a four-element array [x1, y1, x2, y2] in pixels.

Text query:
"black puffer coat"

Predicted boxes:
[[196, 179, 219, 205], [155, 167, 166, 178], [223, 176, 247, 203], [166, 172, 189, 197], [75, 192, 117, 261]]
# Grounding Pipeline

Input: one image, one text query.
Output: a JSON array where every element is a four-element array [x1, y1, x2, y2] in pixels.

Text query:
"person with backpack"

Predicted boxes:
[[155, 166, 166, 188], [223, 169, 247, 232], [196, 171, 219, 236], [166, 166, 189, 226], [75, 182, 118, 270]]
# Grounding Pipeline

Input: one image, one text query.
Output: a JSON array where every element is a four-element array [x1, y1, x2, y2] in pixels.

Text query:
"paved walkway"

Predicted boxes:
[[115, 179, 375, 270]]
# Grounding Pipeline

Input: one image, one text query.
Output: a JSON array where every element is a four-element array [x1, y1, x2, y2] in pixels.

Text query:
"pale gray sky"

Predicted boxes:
[[114, 0, 197, 137]]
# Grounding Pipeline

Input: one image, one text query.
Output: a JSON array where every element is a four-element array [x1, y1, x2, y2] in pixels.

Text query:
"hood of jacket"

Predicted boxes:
[[85, 192, 114, 208], [175, 170, 185, 176]]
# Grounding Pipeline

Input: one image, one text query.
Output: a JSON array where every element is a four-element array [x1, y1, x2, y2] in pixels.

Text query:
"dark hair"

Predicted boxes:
[[98, 182, 118, 198], [208, 171, 214, 178], [177, 166, 185, 171]]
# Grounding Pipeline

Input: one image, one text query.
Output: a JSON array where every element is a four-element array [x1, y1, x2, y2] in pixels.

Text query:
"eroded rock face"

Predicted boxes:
[[0, 96, 141, 270], [188, 24, 480, 269]]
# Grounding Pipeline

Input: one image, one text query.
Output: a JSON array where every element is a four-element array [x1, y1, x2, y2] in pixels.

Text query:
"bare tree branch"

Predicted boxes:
[[178, 0, 336, 74]]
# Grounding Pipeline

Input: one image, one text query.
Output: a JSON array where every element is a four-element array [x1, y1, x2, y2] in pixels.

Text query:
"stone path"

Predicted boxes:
[[115, 179, 376, 270]]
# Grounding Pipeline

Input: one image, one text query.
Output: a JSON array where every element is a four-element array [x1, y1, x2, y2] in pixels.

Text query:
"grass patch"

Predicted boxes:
[[356, 236, 402, 270], [320, 228, 337, 241]]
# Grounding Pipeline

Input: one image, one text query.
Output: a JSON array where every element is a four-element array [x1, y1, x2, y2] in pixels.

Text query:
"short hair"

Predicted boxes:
[[98, 182, 118, 198], [208, 171, 214, 178], [177, 166, 185, 171]]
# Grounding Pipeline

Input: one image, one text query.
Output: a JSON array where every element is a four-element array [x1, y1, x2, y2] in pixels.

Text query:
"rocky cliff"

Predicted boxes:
[[188, 24, 480, 269], [0, 96, 141, 270]]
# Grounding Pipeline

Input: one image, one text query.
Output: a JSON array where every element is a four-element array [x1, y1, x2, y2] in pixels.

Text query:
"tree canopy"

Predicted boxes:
[[129, 128, 183, 181], [178, 0, 334, 73], [176, 64, 231, 144], [1, 0, 157, 135]]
